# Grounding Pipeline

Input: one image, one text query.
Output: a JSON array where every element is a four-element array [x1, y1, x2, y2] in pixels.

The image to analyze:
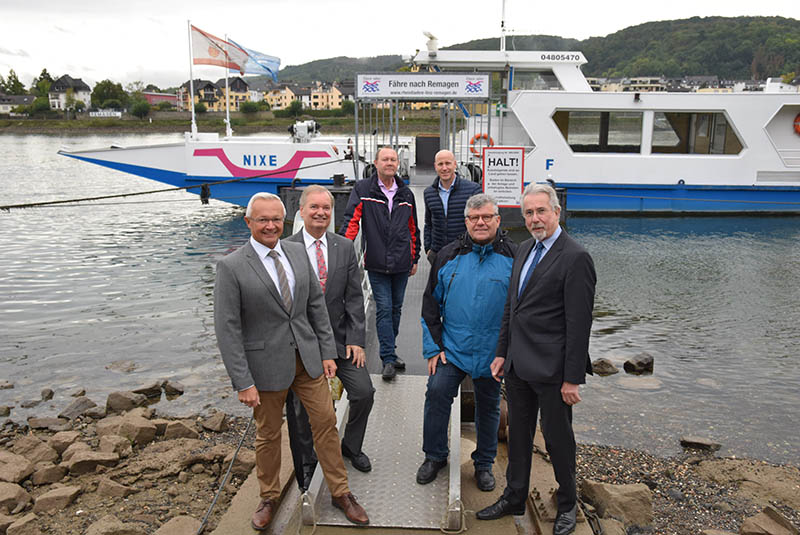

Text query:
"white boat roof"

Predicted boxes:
[[411, 50, 592, 92]]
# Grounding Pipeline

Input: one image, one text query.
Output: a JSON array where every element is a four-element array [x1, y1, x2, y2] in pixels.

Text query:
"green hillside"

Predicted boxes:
[[275, 16, 800, 83]]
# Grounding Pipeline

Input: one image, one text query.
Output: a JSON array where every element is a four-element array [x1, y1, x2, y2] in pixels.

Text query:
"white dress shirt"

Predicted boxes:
[[249, 236, 295, 300]]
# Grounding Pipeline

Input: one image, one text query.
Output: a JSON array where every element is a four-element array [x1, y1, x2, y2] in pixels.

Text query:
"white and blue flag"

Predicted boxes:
[[229, 39, 280, 82]]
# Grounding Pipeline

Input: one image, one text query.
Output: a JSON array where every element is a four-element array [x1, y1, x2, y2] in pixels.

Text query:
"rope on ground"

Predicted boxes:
[[196, 416, 254, 535], [0, 157, 348, 212]]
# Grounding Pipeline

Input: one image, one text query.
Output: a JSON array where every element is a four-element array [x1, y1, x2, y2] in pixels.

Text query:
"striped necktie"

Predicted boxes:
[[268, 250, 293, 311], [518, 241, 544, 297]]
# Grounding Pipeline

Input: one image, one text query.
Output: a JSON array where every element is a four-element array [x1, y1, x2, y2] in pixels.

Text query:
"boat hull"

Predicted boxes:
[[59, 135, 362, 207]]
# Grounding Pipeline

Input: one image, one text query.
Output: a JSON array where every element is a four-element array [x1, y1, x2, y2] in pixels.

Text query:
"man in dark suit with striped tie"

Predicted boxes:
[[477, 183, 596, 535]]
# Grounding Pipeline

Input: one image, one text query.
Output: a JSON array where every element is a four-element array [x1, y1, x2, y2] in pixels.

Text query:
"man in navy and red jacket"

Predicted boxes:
[[339, 147, 420, 381]]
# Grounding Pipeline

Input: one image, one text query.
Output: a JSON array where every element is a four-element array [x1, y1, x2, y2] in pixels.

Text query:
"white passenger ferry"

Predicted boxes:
[[411, 43, 800, 212]]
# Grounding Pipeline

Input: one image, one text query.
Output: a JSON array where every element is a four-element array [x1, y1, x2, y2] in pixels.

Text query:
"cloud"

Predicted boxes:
[[0, 47, 30, 57]]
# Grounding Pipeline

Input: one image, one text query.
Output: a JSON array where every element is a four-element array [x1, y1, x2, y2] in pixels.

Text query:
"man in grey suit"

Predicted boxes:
[[477, 183, 596, 535], [285, 185, 375, 482], [214, 192, 369, 529]]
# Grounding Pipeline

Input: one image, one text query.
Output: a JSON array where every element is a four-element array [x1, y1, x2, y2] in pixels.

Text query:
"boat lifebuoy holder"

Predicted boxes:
[[794, 113, 800, 136], [470, 133, 495, 156]]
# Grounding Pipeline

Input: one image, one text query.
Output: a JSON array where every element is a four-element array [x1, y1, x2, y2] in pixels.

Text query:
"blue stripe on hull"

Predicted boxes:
[[63, 154, 336, 207], [554, 183, 800, 213]]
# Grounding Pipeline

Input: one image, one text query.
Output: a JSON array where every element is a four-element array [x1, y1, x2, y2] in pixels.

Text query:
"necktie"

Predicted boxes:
[[315, 240, 327, 293], [268, 250, 293, 311], [518, 241, 545, 297]]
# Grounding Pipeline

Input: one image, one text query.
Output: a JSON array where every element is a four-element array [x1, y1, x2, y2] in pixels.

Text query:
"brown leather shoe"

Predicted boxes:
[[331, 492, 369, 525], [251, 498, 275, 530]]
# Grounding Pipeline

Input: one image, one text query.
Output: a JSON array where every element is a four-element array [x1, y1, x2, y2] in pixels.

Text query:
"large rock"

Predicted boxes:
[[84, 406, 107, 420], [740, 506, 799, 535], [97, 478, 137, 498], [581, 480, 653, 527], [25, 417, 69, 432], [39, 389, 53, 402], [99, 436, 132, 458], [118, 416, 157, 445], [106, 392, 148, 414], [85, 514, 146, 535], [58, 396, 97, 420], [31, 462, 67, 486], [680, 436, 721, 452], [47, 431, 80, 455], [201, 412, 228, 433], [153, 516, 201, 535], [164, 421, 199, 440], [6, 512, 40, 535], [32, 485, 80, 513], [0, 513, 14, 534], [592, 358, 620, 376], [0, 482, 30, 514], [623, 352, 654, 374], [163, 381, 184, 397], [11, 436, 58, 464], [132, 382, 164, 399], [0, 452, 35, 484], [61, 450, 119, 475], [60, 442, 91, 462], [96, 416, 124, 437], [224, 448, 256, 478]]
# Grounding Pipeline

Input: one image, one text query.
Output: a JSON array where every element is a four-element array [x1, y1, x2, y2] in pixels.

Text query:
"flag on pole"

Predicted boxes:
[[229, 39, 281, 82], [191, 25, 247, 74]]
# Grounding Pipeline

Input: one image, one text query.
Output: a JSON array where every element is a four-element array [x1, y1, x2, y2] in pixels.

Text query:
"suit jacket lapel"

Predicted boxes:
[[517, 232, 565, 301], [243, 242, 287, 312], [326, 232, 339, 280], [512, 239, 534, 308]]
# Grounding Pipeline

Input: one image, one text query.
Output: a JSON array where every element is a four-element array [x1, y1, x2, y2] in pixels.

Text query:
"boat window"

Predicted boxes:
[[552, 110, 642, 153], [512, 70, 563, 91], [652, 112, 742, 155]]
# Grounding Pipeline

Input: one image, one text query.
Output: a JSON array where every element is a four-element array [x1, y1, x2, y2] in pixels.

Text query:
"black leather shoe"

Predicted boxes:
[[342, 444, 372, 472], [553, 504, 577, 535], [476, 497, 525, 520], [475, 469, 495, 491], [416, 459, 447, 484], [382, 362, 396, 380], [394, 357, 406, 370]]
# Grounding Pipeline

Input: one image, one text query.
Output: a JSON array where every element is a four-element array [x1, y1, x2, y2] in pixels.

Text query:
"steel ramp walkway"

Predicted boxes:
[[303, 374, 463, 530]]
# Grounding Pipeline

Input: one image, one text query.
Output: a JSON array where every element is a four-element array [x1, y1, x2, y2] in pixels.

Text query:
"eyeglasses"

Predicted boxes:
[[250, 217, 283, 225], [465, 214, 498, 223]]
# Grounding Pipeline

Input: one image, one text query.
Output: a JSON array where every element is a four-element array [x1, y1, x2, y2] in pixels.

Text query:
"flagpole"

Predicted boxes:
[[224, 34, 232, 138], [187, 20, 197, 137]]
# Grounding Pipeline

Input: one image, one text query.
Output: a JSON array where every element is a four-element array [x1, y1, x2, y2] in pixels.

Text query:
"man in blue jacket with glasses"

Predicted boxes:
[[418, 193, 517, 491]]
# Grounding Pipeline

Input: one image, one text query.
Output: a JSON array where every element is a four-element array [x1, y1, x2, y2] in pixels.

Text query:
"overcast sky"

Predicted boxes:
[[1, 0, 797, 89]]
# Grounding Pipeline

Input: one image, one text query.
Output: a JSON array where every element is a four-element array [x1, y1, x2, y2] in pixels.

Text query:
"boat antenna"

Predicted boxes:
[[224, 34, 233, 138], [187, 20, 197, 137], [500, 0, 507, 52]]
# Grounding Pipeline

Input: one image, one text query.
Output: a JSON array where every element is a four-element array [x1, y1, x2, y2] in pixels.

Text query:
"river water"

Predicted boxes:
[[1, 134, 798, 465]]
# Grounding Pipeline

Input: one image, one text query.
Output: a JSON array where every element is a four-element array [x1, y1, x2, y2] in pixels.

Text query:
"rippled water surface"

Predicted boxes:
[[1, 134, 798, 464]]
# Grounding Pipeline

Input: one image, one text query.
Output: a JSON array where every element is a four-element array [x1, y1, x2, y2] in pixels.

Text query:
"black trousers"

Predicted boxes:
[[502, 366, 576, 513]]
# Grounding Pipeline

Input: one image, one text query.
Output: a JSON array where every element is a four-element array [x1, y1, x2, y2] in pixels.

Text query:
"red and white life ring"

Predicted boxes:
[[469, 133, 495, 156], [794, 113, 800, 136]]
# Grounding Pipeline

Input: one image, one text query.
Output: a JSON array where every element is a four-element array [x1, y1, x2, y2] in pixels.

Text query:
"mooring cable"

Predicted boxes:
[[0, 157, 348, 211], [196, 415, 254, 535]]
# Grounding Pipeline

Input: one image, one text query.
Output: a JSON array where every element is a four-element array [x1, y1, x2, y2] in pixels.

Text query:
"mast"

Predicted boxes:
[[500, 0, 506, 52], [224, 34, 233, 138], [187, 20, 197, 136]]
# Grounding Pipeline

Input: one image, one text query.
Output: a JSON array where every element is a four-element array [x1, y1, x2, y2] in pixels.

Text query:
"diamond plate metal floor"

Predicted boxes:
[[313, 374, 454, 529]]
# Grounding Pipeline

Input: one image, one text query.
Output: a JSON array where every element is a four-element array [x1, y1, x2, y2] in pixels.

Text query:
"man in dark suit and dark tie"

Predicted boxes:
[[285, 185, 375, 482], [214, 192, 369, 530], [477, 183, 596, 535]]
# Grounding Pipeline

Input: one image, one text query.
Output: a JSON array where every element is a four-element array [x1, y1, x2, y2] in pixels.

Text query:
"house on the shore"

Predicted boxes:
[[142, 92, 178, 108], [48, 75, 91, 110], [0, 93, 35, 114], [178, 78, 251, 111]]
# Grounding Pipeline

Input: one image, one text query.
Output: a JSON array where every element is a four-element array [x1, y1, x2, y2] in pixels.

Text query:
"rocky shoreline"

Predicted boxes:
[[1, 383, 798, 535]]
